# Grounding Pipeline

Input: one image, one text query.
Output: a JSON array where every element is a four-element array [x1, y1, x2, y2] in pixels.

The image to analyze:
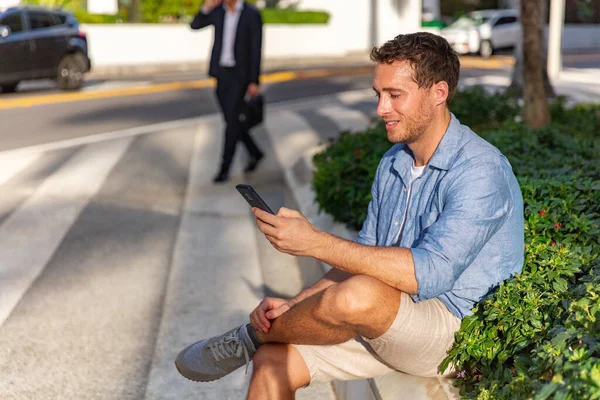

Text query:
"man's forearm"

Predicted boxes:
[[190, 7, 212, 29], [291, 268, 352, 304], [312, 231, 419, 294]]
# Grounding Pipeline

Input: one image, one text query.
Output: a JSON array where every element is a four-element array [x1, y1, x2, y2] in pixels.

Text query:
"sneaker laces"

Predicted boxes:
[[208, 331, 251, 374]]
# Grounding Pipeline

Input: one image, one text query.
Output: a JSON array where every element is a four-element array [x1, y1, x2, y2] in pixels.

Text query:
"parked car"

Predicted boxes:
[[0, 6, 91, 93], [441, 9, 520, 59]]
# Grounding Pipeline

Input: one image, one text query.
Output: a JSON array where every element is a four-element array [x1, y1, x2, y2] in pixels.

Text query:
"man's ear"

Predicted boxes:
[[433, 81, 449, 106]]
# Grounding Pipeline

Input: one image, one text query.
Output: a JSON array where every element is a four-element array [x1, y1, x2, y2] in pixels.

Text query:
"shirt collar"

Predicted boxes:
[[392, 113, 464, 183], [427, 113, 464, 170], [224, 0, 244, 12]]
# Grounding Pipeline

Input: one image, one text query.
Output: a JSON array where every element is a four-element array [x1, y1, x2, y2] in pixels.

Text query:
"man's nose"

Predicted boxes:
[[376, 95, 390, 117]]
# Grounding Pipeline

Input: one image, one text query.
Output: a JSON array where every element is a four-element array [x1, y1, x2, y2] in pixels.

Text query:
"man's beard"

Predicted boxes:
[[388, 100, 433, 144]]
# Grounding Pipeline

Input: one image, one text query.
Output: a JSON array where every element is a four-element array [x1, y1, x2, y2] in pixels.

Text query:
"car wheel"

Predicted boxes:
[[479, 40, 493, 59], [0, 82, 19, 93], [57, 53, 86, 90]]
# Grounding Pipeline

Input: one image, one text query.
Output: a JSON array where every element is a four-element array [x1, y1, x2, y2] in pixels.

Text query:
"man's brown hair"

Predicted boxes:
[[370, 32, 460, 101]]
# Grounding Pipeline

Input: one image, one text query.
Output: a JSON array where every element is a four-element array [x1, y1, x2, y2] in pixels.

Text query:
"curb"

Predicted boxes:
[[87, 54, 514, 79]]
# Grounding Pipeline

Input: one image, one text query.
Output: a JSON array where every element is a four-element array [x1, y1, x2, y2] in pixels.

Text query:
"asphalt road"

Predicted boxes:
[[0, 66, 512, 151], [1, 51, 598, 153]]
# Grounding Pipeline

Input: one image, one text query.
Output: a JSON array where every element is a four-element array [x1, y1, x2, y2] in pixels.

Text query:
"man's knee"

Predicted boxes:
[[253, 344, 286, 371], [321, 275, 401, 334], [252, 344, 310, 390]]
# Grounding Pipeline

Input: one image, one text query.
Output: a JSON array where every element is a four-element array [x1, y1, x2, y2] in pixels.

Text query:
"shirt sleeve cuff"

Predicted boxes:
[[410, 247, 432, 301]]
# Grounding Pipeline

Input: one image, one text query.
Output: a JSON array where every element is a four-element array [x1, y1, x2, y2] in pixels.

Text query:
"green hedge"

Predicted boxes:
[[312, 87, 600, 398], [260, 9, 329, 24], [73, 7, 329, 24], [74, 11, 125, 24]]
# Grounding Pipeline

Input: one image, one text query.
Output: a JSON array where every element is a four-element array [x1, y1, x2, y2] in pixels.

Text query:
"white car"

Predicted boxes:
[[441, 9, 520, 59]]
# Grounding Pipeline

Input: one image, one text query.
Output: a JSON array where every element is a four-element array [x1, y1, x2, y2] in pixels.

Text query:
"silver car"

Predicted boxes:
[[441, 9, 520, 59]]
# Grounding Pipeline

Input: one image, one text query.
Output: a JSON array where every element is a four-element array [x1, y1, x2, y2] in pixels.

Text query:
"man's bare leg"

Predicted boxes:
[[258, 274, 402, 344], [246, 275, 401, 400], [247, 344, 310, 400]]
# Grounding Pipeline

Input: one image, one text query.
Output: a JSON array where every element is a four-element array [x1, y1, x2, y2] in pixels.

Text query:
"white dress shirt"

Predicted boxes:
[[215, 0, 244, 67]]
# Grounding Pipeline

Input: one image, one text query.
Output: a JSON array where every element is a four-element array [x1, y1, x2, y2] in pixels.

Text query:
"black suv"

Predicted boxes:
[[0, 6, 91, 93]]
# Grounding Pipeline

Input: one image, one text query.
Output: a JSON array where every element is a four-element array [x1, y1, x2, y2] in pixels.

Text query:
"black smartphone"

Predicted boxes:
[[236, 184, 274, 214]]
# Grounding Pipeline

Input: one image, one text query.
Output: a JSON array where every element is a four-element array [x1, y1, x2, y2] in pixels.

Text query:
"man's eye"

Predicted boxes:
[[390, 94, 401, 99], [374, 93, 381, 98]]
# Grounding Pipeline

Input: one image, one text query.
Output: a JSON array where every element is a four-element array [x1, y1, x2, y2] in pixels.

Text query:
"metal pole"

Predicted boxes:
[[547, 0, 565, 81]]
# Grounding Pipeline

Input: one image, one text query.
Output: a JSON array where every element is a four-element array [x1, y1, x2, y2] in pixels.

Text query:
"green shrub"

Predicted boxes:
[[480, 124, 600, 181], [550, 97, 600, 141], [311, 86, 600, 399], [260, 9, 329, 24], [312, 122, 389, 230], [74, 11, 125, 24], [449, 86, 520, 131]]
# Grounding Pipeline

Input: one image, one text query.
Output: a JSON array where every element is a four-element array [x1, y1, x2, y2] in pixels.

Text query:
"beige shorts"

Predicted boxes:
[[293, 292, 461, 384]]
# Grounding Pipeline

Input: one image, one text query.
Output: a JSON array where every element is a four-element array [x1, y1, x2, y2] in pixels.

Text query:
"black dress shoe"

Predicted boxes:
[[244, 153, 264, 173], [213, 171, 229, 183]]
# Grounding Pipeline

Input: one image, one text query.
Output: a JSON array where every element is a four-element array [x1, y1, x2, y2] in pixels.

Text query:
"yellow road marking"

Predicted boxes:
[[0, 79, 217, 109], [460, 55, 514, 69], [0, 57, 513, 110]]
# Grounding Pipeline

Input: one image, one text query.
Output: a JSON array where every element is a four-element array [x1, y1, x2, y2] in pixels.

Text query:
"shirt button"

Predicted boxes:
[[403, 188, 407, 192], [394, 221, 399, 226]]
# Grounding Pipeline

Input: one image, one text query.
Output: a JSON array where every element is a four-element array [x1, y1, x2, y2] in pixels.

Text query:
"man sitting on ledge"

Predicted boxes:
[[175, 32, 525, 399]]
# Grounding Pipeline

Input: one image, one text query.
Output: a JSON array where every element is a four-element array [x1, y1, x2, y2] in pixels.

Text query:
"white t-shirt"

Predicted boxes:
[[395, 163, 426, 245]]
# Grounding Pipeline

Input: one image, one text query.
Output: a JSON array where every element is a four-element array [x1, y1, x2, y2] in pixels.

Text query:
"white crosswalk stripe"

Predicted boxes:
[[0, 152, 40, 187], [316, 105, 370, 132], [0, 138, 133, 328]]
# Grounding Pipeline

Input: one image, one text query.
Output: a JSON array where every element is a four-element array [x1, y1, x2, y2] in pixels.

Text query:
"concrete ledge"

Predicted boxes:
[[283, 143, 461, 400]]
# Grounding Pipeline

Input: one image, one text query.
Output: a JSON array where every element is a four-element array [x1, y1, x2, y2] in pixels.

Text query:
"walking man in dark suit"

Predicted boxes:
[[191, 0, 264, 183]]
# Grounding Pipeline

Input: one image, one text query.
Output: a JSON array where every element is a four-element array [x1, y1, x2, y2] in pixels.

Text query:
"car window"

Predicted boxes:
[[0, 12, 24, 33], [494, 16, 518, 26], [29, 11, 59, 30], [56, 13, 78, 27], [448, 15, 490, 28]]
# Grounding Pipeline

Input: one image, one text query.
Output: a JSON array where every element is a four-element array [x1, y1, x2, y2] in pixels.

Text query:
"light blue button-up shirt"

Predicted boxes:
[[356, 114, 524, 319]]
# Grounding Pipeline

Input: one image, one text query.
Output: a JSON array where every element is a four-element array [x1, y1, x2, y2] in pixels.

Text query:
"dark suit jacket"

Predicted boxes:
[[190, 3, 262, 84]]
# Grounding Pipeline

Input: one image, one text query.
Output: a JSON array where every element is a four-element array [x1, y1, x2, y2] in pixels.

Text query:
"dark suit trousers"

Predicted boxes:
[[215, 67, 262, 173]]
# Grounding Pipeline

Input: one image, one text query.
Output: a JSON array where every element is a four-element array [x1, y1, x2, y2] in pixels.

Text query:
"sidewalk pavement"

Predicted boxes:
[[460, 67, 600, 104]]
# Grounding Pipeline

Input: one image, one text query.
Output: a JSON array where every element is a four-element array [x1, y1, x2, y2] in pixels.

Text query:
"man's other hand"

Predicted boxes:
[[250, 297, 296, 334], [252, 206, 324, 257], [247, 83, 259, 97]]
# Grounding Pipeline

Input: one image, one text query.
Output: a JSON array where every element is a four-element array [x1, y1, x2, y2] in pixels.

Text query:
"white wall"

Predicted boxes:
[[83, 0, 421, 68], [82, 15, 600, 69], [83, 24, 373, 67], [0, 0, 19, 9]]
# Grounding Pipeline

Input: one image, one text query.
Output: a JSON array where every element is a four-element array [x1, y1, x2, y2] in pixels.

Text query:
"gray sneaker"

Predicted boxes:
[[175, 325, 257, 382]]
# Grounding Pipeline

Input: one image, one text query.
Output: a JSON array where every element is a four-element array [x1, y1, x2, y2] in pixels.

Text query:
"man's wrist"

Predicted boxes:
[[310, 229, 330, 260]]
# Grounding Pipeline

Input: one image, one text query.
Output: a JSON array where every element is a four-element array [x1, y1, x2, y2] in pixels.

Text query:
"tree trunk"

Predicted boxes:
[[510, 0, 555, 99], [128, 0, 141, 22], [521, 0, 551, 128]]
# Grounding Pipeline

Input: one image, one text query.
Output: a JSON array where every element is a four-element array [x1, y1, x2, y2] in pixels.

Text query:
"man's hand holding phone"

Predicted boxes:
[[202, 0, 222, 13], [236, 184, 324, 257], [252, 206, 324, 258]]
